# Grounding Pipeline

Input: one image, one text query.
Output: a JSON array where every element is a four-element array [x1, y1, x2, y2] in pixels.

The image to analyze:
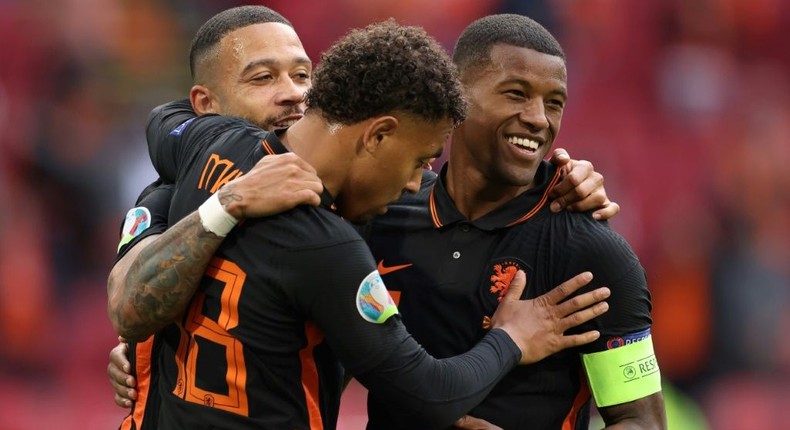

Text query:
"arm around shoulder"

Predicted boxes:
[[107, 211, 225, 341]]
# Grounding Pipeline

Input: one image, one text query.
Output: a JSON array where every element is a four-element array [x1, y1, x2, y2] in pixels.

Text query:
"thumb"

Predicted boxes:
[[503, 270, 526, 301], [549, 148, 570, 167]]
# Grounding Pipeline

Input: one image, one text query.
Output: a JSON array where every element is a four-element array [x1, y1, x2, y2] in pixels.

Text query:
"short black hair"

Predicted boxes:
[[189, 6, 292, 82], [306, 19, 466, 126], [453, 14, 565, 75]]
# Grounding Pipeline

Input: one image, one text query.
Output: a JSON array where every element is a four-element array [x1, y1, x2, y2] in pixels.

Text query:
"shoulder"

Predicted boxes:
[[552, 211, 629, 248], [242, 205, 365, 250], [549, 211, 642, 278]]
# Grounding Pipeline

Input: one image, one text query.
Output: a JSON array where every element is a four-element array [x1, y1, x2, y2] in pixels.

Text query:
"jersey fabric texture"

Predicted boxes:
[[115, 179, 172, 263], [145, 100, 524, 430], [114, 180, 173, 430], [363, 161, 653, 430]]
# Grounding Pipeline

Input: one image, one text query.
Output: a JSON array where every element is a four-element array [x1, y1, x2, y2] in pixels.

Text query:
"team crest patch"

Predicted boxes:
[[606, 328, 651, 349], [488, 259, 525, 302], [117, 206, 151, 251], [356, 270, 399, 324]]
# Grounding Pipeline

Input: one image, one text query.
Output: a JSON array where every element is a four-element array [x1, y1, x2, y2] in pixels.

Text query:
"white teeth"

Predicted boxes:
[[506, 136, 539, 150], [275, 119, 298, 128]]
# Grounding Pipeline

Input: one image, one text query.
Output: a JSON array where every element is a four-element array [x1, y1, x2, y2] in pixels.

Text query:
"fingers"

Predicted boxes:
[[502, 270, 526, 301], [221, 152, 323, 218], [559, 300, 609, 332], [253, 152, 317, 175], [280, 152, 318, 175], [110, 342, 132, 374], [591, 200, 620, 221], [453, 415, 504, 430], [540, 272, 593, 305], [294, 188, 323, 207], [559, 330, 602, 349], [108, 342, 137, 407], [549, 159, 604, 213], [114, 393, 133, 408], [108, 362, 137, 407], [548, 148, 570, 168], [555, 286, 611, 318]]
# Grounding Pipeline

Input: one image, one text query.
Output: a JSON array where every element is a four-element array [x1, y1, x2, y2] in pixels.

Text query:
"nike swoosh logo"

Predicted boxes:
[[377, 260, 413, 276]]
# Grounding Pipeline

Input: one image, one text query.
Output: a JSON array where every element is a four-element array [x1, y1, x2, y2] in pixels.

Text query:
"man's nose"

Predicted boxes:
[[518, 98, 549, 131], [277, 77, 306, 105]]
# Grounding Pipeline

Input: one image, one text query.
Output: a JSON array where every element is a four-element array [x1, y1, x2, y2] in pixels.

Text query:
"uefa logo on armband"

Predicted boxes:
[[606, 328, 651, 350]]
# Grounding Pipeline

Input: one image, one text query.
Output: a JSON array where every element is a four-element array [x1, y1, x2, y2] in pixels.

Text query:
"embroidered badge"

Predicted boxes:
[[489, 260, 522, 302], [356, 270, 399, 324], [117, 206, 151, 251]]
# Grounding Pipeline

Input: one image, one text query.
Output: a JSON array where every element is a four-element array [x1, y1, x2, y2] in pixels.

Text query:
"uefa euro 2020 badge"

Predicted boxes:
[[356, 270, 399, 324], [117, 206, 152, 251]]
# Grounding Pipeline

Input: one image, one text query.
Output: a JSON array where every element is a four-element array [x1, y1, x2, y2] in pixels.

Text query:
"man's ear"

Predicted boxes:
[[361, 116, 399, 154], [189, 84, 218, 116]]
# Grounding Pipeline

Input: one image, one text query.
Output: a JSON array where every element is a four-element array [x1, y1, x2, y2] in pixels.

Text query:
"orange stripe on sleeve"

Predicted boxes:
[[126, 336, 155, 430], [300, 322, 326, 430], [562, 369, 592, 430]]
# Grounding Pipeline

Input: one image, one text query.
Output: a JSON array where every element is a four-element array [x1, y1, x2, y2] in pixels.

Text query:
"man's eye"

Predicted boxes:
[[548, 99, 565, 109]]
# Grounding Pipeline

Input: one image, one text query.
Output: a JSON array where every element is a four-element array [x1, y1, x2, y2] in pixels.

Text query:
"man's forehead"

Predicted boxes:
[[221, 22, 306, 57], [470, 44, 567, 86]]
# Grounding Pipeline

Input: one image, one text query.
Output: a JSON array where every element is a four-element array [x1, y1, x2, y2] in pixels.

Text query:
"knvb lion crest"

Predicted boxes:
[[482, 258, 529, 330], [489, 260, 522, 302]]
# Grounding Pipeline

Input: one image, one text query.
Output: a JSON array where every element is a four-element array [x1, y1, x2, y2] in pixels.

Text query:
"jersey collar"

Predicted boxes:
[[428, 161, 562, 231], [260, 129, 290, 155]]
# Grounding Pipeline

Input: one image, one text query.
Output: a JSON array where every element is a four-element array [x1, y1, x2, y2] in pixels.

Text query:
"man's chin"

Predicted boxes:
[[345, 209, 385, 225]]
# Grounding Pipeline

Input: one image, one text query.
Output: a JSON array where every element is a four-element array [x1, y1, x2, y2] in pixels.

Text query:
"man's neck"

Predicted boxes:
[[445, 152, 532, 222], [278, 114, 351, 199]]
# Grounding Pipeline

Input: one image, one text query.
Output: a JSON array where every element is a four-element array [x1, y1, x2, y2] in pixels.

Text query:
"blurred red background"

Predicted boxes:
[[1, 0, 788, 428]]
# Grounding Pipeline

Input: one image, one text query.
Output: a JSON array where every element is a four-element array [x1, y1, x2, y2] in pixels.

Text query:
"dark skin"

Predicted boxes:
[[107, 19, 623, 429], [599, 393, 667, 430], [445, 43, 666, 429]]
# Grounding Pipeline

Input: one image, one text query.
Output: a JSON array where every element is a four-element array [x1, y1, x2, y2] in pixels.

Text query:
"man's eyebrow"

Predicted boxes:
[[241, 56, 312, 75], [501, 78, 568, 99]]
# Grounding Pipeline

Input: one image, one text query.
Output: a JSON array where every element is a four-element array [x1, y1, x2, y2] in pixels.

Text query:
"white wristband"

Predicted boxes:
[[198, 193, 238, 237]]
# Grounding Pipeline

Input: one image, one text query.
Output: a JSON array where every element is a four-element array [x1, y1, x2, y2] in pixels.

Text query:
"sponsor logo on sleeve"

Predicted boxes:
[[356, 270, 399, 324], [169, 117, 196, 136], [606, 328, 651, 349]]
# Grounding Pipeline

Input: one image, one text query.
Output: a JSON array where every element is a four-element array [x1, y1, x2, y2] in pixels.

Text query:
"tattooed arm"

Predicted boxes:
[[107, 202, 226, 341], [107, 153, 323, 341]]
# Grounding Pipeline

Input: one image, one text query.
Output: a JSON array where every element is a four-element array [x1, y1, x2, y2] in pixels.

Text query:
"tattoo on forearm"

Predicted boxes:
[[116, 211, 224, 340], [218, 184, 245, 218]]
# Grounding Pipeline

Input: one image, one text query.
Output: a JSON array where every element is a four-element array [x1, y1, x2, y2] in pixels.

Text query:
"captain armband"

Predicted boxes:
[[581, 335, 662, 407], [198, 193, 238, 237]]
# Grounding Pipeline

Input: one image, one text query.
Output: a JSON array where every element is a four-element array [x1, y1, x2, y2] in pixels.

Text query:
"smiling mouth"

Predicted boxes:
[[506, 136, 540, 152], [273, 118, 299, 129]]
